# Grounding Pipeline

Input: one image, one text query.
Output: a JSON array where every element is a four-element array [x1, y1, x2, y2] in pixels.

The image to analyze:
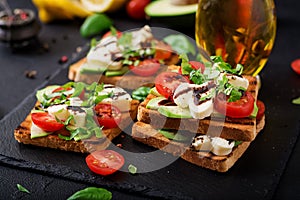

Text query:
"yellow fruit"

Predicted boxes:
[[32, 0, 93, 23], [80, 0, 128, 12]]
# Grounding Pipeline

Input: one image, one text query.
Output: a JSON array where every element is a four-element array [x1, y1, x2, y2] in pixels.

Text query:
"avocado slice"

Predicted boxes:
[[158, 105, 192, 118], [36, 85, 60, 103], [146, 96, 167, 110], [79, 63, 106, 74], [105, 67, 129, 77], [149, 87, 162, 97], [159, 129, 188, 141], [145, 0, 198, 17]]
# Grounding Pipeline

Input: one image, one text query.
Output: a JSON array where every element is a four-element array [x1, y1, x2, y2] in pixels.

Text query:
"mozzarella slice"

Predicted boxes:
[[30, 122, 51, 139], [173, 83, 192, 108], [69, 97, 83, 106], [218, 73, 249, 89], [67, 107, 87, 128], [87, 36, 122, 71], [98, 84, 132, 111], [189, 98, 214, 119], [188, 82, 215, 119], [47, 105, 69, 121], [191, 135, 213, 151], [211, 137, 234, 156]]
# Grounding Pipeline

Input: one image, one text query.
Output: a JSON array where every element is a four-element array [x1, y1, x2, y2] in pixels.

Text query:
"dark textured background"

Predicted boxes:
[[0, 0, 299, 199]]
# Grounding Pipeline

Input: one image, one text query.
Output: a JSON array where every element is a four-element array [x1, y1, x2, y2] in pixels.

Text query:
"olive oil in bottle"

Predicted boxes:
[[195, 0, 276, 75]]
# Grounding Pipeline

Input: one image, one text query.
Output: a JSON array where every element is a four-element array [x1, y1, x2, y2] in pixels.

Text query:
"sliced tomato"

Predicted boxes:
[[86, 150, 125, 176], [214, 91, 255, 118], [154, 41, 172, 61], [189, 61, 206, 73], [291, 59, 300, 75], [178, 61, 205, 75], [256, 100, 265, 120], [129, 59, 160, 76], [31, 112, 64, 132], [94, 103, 121, 129], [155, 71, 189, 101], [52, 86, 72, 93]]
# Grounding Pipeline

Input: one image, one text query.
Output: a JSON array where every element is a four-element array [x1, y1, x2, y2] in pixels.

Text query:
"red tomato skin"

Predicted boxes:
[[154, 42, 173, 60], [214, 92, 255, 118], [31, 112, 64, 132], [155, 72, 189, 101], [256, 100, 265, 120], [94, 103, 121, 129], [291, 59, 300, 75], [126, 0, 150, 20], [102, 30, 122, 39], [188, 61, 205, 73], [129, 59, 160, 76], [86, 150, 125, 176]]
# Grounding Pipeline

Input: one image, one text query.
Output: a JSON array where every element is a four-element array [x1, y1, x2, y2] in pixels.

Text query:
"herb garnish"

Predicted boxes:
[[292, 97, 300, 105], [67, 187, 112, 200], [128, 164, 138, 174], [17, 184, 30, 194]]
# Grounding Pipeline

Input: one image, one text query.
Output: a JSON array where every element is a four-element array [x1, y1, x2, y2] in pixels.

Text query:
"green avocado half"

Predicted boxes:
[[145, 0, 198, 29], [145, 0, 198, 17]]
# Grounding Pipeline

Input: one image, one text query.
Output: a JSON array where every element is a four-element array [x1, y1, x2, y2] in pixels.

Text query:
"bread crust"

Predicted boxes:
[[137, 76, 259, 141], [132, 116, 265, 172], [14, 100, 139, 153]]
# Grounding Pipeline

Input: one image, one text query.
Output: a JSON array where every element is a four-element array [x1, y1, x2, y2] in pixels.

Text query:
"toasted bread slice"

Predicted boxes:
[[14, 100, 139, 153], [68, 54, 179, 90], [137, 75, 259, 141], [131, 115, 265, 172]]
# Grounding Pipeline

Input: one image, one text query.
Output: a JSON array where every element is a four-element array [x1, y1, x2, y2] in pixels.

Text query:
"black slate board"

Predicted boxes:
[[1, 28, 300, 200]]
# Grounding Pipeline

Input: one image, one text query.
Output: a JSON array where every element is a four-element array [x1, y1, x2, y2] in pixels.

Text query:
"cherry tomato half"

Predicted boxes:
[[256, 100, 265, 120], [31, 112, 64, 132], [86, 150, 125, 176], [102, 30, 122, 39], [214, 91, 255, 118], [178, 61, 206, 75], [126, 0, 150, 20], [155, 71, 189, 101], [94, 103, 121, 129], [291, 59, 300, 75], [129, 59, 160, 76]]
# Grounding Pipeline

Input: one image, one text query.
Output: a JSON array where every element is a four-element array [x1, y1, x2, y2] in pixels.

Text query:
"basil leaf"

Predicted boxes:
[[67, 187, 112, 200], [132, 86, 151, 101], [211, 56, 244, 75], [163, 34, 196, 55], [72, 82, 86, 97], [117, 32, 132, 48], [17, 184, 30, 194], [128, 164, 137, 174], [189, 70, 206, 85], [292, 97, 300, 105], [234, 141, 243, 147], [90, 37, 97, 47], [179, 54, 193, 75]]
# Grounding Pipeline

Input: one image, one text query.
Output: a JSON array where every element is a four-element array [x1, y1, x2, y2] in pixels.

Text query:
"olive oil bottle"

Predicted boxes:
[[195, 0, 276, 75]]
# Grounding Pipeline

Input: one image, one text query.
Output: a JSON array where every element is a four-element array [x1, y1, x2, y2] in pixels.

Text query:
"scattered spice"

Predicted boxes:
[[59, 55, 68, 64], [76, 46, 83, 53], [116, 143, 123, 148], [24, 70, 37, 79]]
